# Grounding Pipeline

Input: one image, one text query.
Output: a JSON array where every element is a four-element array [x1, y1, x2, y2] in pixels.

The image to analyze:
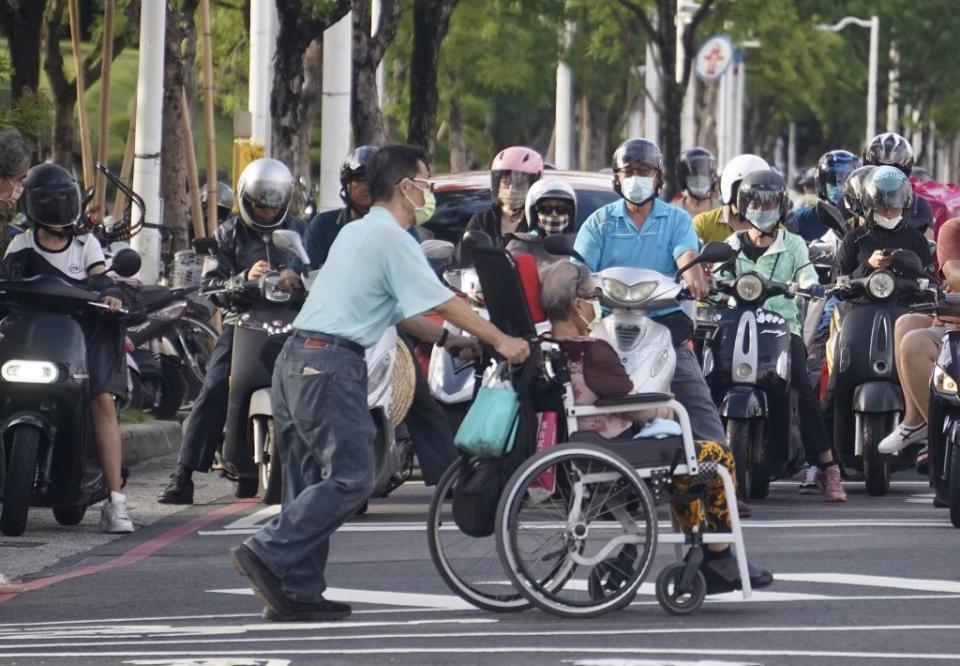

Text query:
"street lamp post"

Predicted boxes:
[[816, 15, 879, 147]]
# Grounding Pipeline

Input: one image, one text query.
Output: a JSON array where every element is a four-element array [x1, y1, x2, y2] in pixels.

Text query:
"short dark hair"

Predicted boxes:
[[367, 144, 429, 202]]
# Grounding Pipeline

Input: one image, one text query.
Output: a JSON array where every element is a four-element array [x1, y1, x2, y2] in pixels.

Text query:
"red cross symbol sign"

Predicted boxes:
[[704, 44, 725, 75]]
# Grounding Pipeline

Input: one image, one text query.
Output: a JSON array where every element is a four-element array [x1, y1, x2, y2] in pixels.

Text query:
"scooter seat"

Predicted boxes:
[[567, 431, 684, 469], [139, 285, 176, 311]]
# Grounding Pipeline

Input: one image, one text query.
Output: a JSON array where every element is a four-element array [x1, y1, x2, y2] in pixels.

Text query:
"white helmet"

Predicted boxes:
[[719, 154, 769, 205], [525, 178, 577, 235]]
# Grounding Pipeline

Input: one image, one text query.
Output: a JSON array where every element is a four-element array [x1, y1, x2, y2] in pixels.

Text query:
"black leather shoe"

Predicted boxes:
[[261, 598, 352, 622], [230, 545, 289, 617], [158, 473, 194, 504]]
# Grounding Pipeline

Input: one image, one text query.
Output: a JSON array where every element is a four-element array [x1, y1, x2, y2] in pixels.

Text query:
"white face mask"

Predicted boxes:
[[873, 213, 902, 229], [621, 176, 656, 204], [576, 297, 602, 329]]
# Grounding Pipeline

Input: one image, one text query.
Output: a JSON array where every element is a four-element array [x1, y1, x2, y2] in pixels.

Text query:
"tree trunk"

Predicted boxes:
[[1, 0, 47, 103], [160, 5, 190, 253], [270, 0, 351, 170], [351, 0, 402, 146], [577, 94, 591, 171], [407, 0, 457, 158], [296, 38, 324, 186]]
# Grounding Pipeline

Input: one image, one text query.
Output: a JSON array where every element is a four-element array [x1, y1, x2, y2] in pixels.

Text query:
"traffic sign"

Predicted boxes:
[[695, 34, 735, 82]]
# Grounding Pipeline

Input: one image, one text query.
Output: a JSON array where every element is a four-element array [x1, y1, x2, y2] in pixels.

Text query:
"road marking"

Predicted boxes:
[[569, 661, 759, 666], [200, 517, 953, 536], [4, 646, 960, 660], [776, 572, 960, 594], [125, 661, 290, 666], [208, 587, 476, 610], [0, 499, 258, 604]]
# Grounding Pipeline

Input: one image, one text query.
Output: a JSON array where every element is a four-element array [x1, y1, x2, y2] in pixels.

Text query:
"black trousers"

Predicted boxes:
[[791, 333, 832, 464]]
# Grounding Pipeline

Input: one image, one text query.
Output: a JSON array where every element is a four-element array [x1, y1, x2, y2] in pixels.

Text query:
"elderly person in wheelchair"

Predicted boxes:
[[539, 260, 773, 594]]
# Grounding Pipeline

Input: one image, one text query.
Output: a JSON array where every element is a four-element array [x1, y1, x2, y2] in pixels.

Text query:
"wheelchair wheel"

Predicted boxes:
[[496, 443, 657, 618], [655, 562, 707, 616], [426, 460, 530, 612]]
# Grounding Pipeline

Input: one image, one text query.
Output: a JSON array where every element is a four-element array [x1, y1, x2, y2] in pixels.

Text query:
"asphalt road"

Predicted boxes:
[[1, 453, 958, 666]]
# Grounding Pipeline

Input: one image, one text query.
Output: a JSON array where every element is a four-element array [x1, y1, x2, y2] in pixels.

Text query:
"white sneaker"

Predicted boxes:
[[878, 422, 928, 455], [100, 492, 134, 534]]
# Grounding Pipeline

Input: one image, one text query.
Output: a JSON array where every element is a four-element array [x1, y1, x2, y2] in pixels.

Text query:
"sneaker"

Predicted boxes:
[[100, 492, 135, 533], [230, 544, 291, 618], [700, 550, 773, 595], [878, 422, 928, 454], [158, 472, 194, 505], [822, 465, 847, 503], [798, 465, 822, 495], [262, 599, 352, 622]]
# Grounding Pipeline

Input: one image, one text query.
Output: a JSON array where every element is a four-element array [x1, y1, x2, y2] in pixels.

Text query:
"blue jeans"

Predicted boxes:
[[245, 335, 375, 603]]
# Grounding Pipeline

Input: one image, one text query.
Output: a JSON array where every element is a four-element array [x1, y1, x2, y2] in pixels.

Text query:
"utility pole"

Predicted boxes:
[[554, 20, 575, 169], [644, 13, 660, 145], [130, 1, 166, 284], [319, 13, 353, 210], [249, 0, 278, 156], [887, 41, 899, 133]]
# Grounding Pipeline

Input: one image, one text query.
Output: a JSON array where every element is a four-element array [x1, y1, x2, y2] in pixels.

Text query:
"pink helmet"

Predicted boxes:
[[490, 146, 543, 195]]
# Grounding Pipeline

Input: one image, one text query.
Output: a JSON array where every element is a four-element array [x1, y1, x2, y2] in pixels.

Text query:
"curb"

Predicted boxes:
[[121, 420, 182, 467]]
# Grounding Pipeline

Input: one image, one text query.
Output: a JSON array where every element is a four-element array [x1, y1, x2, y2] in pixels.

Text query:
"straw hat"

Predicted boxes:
[[389, 340, 416, 427]]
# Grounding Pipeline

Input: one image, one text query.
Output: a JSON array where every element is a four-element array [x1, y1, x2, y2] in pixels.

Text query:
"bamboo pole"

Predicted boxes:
[[95, 0, 115, 216], [67, 0, 94, 189], [198, 0, 218, 238], [113, 96, 137, 215], [180, 88, 205, 240]]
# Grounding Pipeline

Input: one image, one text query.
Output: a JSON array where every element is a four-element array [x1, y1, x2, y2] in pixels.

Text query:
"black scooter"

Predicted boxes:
[[700, 273, 809, 499], [830, 249, 936, 495], [917, 293, 960, 525], [204, 239, 305, 505], [0, 250, 140, 536]]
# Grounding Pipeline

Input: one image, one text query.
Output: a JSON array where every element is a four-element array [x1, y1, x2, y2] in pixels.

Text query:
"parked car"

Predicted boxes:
[[424, 170, 620, 243]]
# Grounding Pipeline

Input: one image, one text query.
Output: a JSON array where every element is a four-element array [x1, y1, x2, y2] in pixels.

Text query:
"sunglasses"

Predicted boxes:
[[536, 204, 570, 216]]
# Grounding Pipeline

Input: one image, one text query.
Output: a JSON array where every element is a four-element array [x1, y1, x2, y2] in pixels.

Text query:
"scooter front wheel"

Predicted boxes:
[[53, 504, 87, 526], [860, 413, 892, 497], [1, 425, 41, 537]]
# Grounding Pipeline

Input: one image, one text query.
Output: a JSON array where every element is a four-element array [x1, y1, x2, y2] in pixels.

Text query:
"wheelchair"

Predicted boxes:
[[427, 244, 754, 618]]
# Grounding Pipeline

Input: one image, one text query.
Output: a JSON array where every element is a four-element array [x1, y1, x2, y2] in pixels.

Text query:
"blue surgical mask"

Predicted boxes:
[[826, 184, 843, 205], [621, 176, 656, 204]]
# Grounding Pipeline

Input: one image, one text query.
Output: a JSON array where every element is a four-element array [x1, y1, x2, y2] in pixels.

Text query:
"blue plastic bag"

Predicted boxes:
[[454, 363, 519, 458]]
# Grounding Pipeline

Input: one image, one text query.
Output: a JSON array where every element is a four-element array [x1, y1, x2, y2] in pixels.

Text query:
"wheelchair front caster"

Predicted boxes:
[[656, 562, 706, 616]]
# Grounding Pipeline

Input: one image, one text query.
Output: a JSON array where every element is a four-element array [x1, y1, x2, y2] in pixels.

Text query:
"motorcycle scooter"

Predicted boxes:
[[0, 249, 141, 536], [829, 249, 936, 495], [701, 273, 812, 499]]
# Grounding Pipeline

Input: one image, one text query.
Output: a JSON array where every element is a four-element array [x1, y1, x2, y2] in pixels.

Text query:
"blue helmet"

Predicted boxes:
[[815, 150, 861, 205]]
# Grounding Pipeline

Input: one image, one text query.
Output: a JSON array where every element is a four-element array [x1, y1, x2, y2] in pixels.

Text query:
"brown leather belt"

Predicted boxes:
[[295, 330, 365, 355]]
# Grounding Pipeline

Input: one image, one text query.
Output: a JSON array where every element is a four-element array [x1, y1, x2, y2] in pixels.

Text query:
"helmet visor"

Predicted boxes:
[[492, 170, 537, 191], [24, 185, 80, 228], [822, 164, 856, 188], [614, 141, 662, 172], [243, 178, 291, 210], [684, 154, 715, 177], [738, 188, 783, 216]]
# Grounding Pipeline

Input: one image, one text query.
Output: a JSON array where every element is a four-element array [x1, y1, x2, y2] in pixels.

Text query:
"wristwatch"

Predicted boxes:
[[436, 328, 450, 348]]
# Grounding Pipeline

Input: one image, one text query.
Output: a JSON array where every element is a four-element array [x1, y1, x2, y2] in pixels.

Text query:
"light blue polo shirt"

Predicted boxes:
[[574, 198, 698, 317], [294, 207, 453, 348]]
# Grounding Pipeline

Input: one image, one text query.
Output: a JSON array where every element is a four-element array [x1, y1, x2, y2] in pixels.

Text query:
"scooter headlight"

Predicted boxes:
[[263, 275, 291, 303], [2, 360, 59, 384], [866, 271, 895, 300], [601, 278, 657, 304], [734, 274, 764, 303], [702, 346, 715, 376]]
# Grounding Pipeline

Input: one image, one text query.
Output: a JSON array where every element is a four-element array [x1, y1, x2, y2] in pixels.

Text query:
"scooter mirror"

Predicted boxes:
[[272, 229, 311, 267], [889, 249, 925, 278], [695, 240, 737, 265], [462, 229, 494, 250], [111, 248, 142, 277], [421, 239, 455, 263], [817, 201, 847, 238]]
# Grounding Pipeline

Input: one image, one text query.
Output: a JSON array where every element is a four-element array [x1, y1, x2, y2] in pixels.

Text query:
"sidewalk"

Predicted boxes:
[[121, 419, 183, 467]]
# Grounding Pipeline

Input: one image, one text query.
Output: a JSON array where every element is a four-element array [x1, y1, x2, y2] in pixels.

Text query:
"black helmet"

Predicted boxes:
[[18, 162, 81, 232], [799, 167, 817, 192], [736, 169, 788, 232], [340, 145, 378, 185], [201, 181, 234, 223], [842, 165, 877, 219], [678, 147, 717, 200], [815, 150, 861, 204], [611, 138, 662, 201], [863, 132, 914, 175]]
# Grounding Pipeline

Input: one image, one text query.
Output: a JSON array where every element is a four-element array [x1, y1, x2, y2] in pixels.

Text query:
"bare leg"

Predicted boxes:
[[900, 329, 940, 426], [893, 314, 933, 426], [91, 393, 122, 493]]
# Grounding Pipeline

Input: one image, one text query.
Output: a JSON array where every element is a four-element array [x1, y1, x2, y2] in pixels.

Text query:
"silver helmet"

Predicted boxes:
[[237, 158, 294, 231]]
